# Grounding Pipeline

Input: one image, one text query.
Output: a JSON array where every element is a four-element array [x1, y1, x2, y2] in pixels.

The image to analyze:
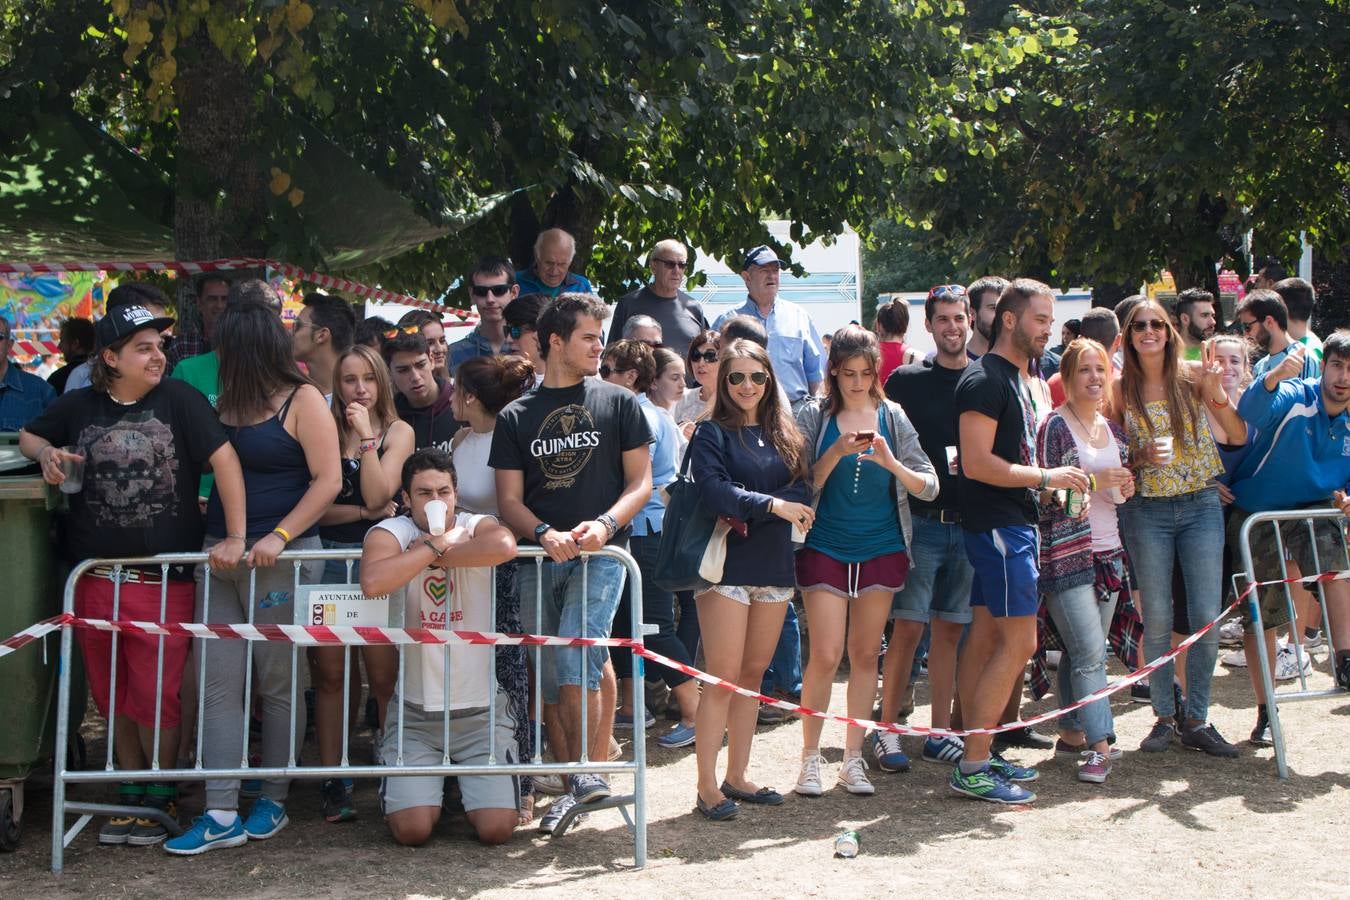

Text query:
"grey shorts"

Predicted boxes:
[[699, 584, 794, 605], [378, 691, 520, 815]]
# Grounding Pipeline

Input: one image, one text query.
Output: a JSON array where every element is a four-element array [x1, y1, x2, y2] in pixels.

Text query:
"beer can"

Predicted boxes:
[[835, 829, 861, 858], [1063, 488, 1083, 517]]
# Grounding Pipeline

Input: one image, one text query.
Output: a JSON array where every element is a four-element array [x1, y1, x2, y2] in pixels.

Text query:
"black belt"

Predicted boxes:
[[914, 507, 961, 525]]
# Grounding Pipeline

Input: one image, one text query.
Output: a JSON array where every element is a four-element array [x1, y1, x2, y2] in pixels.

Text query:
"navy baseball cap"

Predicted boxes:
[[95, 304, 175, 350], [742, 245, 785, 270]]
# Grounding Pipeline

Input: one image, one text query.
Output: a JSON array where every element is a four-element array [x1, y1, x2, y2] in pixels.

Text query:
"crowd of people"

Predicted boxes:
[[8, 231, 1350, 853]]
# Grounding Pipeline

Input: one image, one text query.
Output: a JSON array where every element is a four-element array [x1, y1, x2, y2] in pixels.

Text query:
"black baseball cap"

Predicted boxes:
[[95, 304, 175, 350]]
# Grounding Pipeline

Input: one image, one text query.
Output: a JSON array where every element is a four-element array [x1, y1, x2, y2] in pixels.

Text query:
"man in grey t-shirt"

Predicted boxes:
[[607, 239, 708, 363]]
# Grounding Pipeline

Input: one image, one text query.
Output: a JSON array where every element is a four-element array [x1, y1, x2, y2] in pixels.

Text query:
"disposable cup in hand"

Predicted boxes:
[[424, 499, 447, 536], [1108, 486, 1125, 504], [945, 445, 959, 475], [1152, 436, 1173, 465], [59, 446, 85, 495]]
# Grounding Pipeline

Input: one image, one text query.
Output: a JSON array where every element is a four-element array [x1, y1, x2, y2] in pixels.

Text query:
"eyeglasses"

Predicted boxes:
[[1240, 318, 1260, 333], [726, 371, 768, 386], [652, 258, 687, 271], [599, 363, 632, 379], [691, 349, 718, 363], [928, 284, 968, 301], [638, 339, 663, 349], [1130, 319, 1168, 333], [383, 324, 423, 339], [471, 284, 513, 298], [507, 325, 533, 341]]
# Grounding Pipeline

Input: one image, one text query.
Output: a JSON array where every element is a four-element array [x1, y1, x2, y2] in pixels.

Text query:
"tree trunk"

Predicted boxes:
[[172, 22, 268, 329]]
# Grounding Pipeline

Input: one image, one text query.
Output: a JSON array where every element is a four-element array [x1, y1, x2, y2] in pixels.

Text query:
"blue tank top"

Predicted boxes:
[[804, 410, 904, 563], [206, 390, 316, 539]]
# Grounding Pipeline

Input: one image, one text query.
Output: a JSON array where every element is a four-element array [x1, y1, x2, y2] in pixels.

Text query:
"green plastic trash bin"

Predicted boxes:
[[0, 437, 61, 850]]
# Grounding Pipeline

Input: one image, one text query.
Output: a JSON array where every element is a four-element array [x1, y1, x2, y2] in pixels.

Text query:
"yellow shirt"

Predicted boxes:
[[1126, 399, 1223, 497]]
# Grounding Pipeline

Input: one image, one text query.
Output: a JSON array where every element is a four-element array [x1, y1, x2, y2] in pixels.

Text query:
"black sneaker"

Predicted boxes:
[[1130, 681, 1151, 703], [98, 784, 144, 845], [992, 726, 1053, 751], [1335, 654, 1350, 692], [1180, 723, 1240, 758], [1139, 720, 1176, 753], [127, 796, 177, 846], [321, 778, 356, 823], [1249, 712, 1273, 747]]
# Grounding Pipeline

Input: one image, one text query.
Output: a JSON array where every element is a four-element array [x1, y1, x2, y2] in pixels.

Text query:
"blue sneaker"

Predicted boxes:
[[242, 796, 289, 840], [989, 753, 1039, 783], [656, 722, 696, 749], [163, 814, 247, 855], [949, 765, 1037, 804], [871, 731, 911, 773], [921, 734, 965, 764]]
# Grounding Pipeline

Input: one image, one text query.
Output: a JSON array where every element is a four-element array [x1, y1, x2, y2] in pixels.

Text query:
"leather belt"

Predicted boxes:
[[914, 507, 961, 525]]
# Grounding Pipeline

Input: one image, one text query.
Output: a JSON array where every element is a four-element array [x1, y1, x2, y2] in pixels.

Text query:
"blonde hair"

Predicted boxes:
[[1208, 334, 1253, 395], [1059, 337, 1114, 417], [330, 344, 399, 448]]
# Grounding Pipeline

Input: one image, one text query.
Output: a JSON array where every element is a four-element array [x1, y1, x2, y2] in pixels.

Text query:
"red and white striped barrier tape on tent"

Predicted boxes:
[[0, 258, 477, 321], [14, 339, 60, 356], [4, 568, 1348, 736]]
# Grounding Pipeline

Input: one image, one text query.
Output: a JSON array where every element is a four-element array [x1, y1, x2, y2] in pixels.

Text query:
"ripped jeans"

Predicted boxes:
[[1045, 582, 1116, 746]]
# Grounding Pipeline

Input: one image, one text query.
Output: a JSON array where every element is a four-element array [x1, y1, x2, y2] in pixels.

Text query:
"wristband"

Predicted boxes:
[[1205, 394, 1228, 410], [271, 526, 292, 544], [1087, 474, 1097, 492], [358, 438, 379, 453], [597, 513, 619, 538], [1038, 469, 1051, 491], [422, 538, 441, 556], [226, 532, 245, 540]]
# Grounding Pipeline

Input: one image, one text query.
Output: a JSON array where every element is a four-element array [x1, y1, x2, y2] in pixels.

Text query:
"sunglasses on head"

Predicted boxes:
[[691, 349, 718, 363], [599, 363, 631, 379], [383, 324, 423, 339], [1130, 319, 1168, 333], [726, 371, 768, 386], [471, 284, 512, 298], [929, 284, 968, 301]]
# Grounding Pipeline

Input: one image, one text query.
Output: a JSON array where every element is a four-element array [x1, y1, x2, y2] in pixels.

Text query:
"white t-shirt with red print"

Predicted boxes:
[[373, 511, 495, 711]]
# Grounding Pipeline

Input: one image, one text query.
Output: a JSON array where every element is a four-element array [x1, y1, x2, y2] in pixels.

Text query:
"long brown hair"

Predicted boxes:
[[824, 324, 885, 416], [1120, 299, 1200, 444], [1059, 337, 1114, 417], [215, 301, 311, 423], [709, 339, 806, 480], [330, 344, 399, 447]]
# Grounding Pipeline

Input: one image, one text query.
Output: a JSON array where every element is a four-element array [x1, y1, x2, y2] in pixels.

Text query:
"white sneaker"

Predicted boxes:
[[1221, 647, 1248, 668], [1302, 630, 1326, 650], [1219, 618, 1245, 646], [836, 755, 875, 795], [1275, 644, 1313, 681], [794, 753, 825, 797]]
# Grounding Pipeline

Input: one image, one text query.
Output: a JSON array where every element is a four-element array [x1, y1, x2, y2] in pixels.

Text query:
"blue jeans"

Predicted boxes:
[[1045, 583, 1116, 745], [760, 599, 802, 696], [320, 537, 363, 585], [1119, 489, 1224, 722], [891, 515, 975, 625], [517, 555, 626, 703]]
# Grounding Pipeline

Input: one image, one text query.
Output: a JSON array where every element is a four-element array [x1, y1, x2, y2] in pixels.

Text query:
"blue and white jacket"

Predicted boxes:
[[1230, 377, 1350, 512]]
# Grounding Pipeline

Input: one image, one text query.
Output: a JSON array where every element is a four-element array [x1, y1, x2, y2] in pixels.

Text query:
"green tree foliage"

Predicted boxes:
[[892, 0, 1350, 295], [860, 218, 960, 325]]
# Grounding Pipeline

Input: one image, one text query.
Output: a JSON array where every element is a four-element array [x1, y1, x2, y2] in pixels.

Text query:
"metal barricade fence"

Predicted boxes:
[[50, 545, 648, 873], [1237, 508, 1349, 779]]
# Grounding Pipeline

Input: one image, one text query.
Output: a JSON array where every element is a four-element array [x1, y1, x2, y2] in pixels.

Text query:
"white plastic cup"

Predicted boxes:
[[59, 446, 85, 495], [1108, 486, 1125, 504], [945, 445, 959, 475], [1152, 436, 1174, 465], [424, 499, 447, 536]]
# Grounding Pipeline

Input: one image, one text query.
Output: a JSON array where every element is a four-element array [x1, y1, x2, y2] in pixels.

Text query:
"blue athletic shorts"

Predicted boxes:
[[962, 524, 1040, 618]]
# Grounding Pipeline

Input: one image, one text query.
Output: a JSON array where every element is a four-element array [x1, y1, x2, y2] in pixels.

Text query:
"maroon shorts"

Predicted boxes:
[[795, 547, 910, 599], [75, 574, 194, 729]]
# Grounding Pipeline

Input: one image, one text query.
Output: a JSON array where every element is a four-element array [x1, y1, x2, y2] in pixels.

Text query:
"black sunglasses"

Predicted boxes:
[[653, 258, 687, 270], [600, 363, 632, 379], [726, 371, 768, 386], [471, 284, 513, 298], [507, 324, 532, 340], [1130, 319, 1168, 333], [691, 349, 718, 363]]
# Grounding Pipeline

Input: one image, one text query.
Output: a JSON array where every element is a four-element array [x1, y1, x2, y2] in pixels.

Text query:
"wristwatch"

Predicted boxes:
[[534, 522, 552, 542]]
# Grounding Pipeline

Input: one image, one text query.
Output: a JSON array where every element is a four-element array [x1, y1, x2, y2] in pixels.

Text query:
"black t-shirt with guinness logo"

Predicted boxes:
[[488, 378, 652, 543]]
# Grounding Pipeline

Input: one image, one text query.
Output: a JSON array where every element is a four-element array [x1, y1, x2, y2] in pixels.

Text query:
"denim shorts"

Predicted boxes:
[[517, 555, 626, 703], [891, 514, 975, 624], [320, 537, 363, 585], [963, 523, 1040, 618]]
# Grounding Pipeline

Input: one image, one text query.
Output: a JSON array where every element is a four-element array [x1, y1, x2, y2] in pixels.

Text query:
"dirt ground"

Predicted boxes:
[[4, 646, 1350, 899]]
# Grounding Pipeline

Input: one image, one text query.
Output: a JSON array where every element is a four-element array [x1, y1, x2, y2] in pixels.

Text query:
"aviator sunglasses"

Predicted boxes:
[[726, 371, 768, 386]]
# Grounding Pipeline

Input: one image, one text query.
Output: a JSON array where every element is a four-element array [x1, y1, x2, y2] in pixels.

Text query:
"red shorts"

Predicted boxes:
[[795, 547, 910, 599], [75, 574, 195, 729]]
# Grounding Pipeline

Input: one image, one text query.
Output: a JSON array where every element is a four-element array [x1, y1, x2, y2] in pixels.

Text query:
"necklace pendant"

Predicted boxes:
[[757, 436, 765, 447]]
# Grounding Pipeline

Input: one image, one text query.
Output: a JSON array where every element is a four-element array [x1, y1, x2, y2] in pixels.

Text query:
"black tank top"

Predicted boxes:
[[207, 390, 316, 539]]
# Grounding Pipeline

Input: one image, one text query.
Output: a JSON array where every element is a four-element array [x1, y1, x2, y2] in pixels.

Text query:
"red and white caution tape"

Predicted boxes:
[[0, 258, 477, 320], [14, 339, 60, 356], [2, 570, 1345, 736]]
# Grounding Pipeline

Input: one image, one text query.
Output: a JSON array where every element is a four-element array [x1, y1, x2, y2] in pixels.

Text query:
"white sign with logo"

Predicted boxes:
[[296, 586, 399, 628]]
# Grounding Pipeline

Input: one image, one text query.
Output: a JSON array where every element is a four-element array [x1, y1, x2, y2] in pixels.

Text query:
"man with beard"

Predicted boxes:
[[1176, 288, 1218, 361], [1239, 289, 1320, 382], [950, 279, 1089, 804], [964, 276, 1007, 360]]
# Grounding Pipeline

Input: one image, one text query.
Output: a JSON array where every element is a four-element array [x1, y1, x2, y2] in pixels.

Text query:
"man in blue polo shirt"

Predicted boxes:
[[1228, 334, 1350, 743], [712, 245, 823, 412], [0, 316, 56, 430], [515, 229, 594, 299]]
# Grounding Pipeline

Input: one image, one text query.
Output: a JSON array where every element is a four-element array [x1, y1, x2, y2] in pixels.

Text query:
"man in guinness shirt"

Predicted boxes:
[[489, 293, 653, 834]]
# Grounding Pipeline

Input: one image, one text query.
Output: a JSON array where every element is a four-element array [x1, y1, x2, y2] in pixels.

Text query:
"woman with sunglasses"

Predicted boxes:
[[675, 329, 720, 440], [792, 325, 937, 795], [311, 344, 414, 823], [687, 339, 814, 820], [1109, 300, 1246, 757]]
